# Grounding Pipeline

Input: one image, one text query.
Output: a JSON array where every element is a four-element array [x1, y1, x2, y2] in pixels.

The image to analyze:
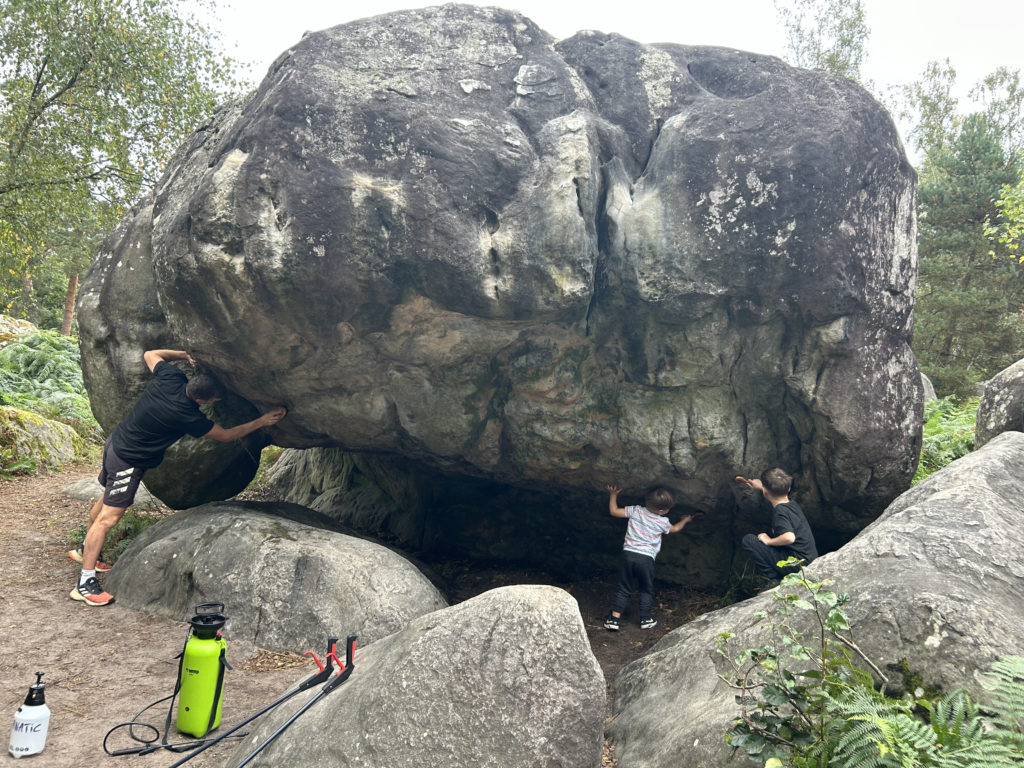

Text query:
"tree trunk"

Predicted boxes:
[[60, 273, 79, 336]]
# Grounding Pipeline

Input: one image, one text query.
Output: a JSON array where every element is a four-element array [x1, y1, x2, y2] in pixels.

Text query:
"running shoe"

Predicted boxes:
[[68, 547, 111, 572], [70, 576, 115, 606], [640, 617, 658, 630], [603, 614, 620, 631]]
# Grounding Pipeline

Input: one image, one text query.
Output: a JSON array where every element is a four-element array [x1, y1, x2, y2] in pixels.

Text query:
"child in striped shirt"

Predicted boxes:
[[603, 484, 697, 631]]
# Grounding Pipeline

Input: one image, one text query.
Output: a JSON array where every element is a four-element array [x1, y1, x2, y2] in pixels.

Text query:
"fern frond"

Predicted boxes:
[[983, 655, 1024, 751]]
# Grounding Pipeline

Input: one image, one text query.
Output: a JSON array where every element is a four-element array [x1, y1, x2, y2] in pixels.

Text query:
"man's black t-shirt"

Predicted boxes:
[[110, 362, 215, 468], [771, 500, 819, 564]]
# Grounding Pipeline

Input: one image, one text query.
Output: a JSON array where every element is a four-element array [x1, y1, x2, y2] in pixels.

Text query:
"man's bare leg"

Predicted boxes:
[[81, 503, 127, 571], [87, 496, 103, 527]]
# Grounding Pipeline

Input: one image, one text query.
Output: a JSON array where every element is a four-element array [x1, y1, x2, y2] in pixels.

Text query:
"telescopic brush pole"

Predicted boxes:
[[232, 635, 357, 768]]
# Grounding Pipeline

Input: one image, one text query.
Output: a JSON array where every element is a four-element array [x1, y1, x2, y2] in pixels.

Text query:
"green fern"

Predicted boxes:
[[913, 395, 979, 484], [983, 656, 1024, 753], [0, 443, 40, 478], [0, 330, 100, 444], [721, 570, 1024, 768]]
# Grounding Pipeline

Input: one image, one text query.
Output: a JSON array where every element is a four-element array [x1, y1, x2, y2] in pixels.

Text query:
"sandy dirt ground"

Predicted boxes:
[[1, 464, 719, 767]]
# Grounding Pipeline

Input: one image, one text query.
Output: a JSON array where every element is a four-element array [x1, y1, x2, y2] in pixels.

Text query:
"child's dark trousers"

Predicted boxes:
[[612, 550, 656, 617]]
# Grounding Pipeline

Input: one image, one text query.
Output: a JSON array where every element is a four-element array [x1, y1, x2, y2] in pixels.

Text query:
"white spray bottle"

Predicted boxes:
[[8, 672, 50, 758]]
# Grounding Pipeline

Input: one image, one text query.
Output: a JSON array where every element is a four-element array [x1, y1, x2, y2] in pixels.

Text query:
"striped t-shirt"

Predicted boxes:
[[622, 505, 672, 559]]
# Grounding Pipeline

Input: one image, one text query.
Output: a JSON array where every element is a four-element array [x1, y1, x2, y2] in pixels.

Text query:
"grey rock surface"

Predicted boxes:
[[227, 585, 605, 768], [608, 431, 1024, 767], [63, 477, 161, 509], [976, 358, 1024, 447], [105, 501, 448, 651], [78, 5, 920, 547], [0, 406, 80, 469], [921, 371, 937, 401]]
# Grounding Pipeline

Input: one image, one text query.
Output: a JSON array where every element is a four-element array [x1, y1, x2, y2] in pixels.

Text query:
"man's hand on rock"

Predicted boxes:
[[260, 407, 287, 427]]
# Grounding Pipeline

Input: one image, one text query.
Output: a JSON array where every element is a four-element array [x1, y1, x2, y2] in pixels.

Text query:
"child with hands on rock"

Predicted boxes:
[[603, 484, 698, 631]]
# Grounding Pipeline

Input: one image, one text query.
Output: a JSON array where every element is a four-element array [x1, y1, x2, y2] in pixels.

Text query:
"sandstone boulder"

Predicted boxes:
[[0, 406, 82, 470], [78, 5, 920, 551], [608, 431, 1024, 767], [64, 477, 161, 510], [0, 315, 36, 348], [976, 358, 1024, 447], [227, 585, 605, 768], [105, 501, 448, 651]]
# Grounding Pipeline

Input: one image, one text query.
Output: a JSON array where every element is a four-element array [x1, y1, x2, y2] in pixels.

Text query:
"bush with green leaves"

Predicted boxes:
[[718, 562, 1024, 767], [67, 509, 163, 565], [913, 395, 979, 484], [0, 330, 100, 443]]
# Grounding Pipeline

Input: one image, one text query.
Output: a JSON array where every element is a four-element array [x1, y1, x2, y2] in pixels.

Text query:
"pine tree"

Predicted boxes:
[[913, 114, 1024, 397]]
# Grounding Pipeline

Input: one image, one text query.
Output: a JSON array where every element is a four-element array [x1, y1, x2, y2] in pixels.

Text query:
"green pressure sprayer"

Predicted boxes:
[[101, 604, 357, 763], [167, 634, 358, 768], [102, 602, 240, 758], [176, 602, 229, 738]]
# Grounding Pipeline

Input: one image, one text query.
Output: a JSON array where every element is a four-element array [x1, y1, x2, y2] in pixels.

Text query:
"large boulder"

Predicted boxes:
[[78, 5, 919, 554], [607, 430, 1024, 767], [976, 357, 1024, 447], [105, 501, 448, 651], [227, 585, 605, 768]]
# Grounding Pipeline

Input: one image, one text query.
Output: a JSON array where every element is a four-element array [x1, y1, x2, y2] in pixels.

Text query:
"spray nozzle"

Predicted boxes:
[[25, 672, 46, 706]]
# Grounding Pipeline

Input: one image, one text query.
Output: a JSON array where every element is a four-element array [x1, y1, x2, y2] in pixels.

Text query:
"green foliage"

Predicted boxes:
[[68, 508, 160, 564], [0, 0, 246, 326], [912, 114, 1024, 398], [772, 0, 870, 82], [913, 395, 979, 484], [0, 329, 100, 441], [720, 564, 1024, 767], [0, 440, 38, 477], [989, 169, 1024, 263], [898, 60, 960, 159]]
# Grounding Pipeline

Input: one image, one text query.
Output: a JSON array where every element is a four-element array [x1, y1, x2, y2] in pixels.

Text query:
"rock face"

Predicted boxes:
[[976, 358, 1024, 447], [78, 6, 920, 551], [105, 501, 448, 651], [227, 585, 605, 768], [607, 431, 1024, 768]]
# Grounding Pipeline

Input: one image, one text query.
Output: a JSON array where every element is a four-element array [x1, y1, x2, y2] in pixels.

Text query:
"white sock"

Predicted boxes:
[[80, 569, 96, 585]]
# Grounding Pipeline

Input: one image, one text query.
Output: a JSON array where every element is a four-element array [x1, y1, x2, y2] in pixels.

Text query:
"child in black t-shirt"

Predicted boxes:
[[740, 468, 818, 580]]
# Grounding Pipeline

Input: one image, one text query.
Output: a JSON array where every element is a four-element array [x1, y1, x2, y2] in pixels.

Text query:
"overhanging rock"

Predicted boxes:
[[78, 5, 921, 544]]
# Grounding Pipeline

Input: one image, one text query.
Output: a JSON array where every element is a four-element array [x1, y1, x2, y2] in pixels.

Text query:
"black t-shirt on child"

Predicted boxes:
[[770, 500, 819, 565], [110, 361, 215, 468]]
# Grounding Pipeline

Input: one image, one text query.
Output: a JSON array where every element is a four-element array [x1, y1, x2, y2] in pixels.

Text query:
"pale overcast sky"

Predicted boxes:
[[206, 0, 1024, 107]]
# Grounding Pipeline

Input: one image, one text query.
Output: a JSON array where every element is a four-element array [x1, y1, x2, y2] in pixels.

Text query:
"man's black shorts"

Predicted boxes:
[[98, 436, 146, 508]]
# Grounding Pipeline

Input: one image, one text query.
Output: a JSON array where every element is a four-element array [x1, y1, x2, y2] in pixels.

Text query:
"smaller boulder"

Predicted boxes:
[[0, 406, 82, 470], [0, 315, 36, 348], [63, 477, 161, 510], [105, 501, 448, 651], [228, 585, 605, 768], [921, 372, 937, 402], [976, 358, 1024, 447]]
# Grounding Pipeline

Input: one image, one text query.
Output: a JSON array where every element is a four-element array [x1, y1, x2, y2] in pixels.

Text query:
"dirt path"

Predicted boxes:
[[0, 465, 718, 766]]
